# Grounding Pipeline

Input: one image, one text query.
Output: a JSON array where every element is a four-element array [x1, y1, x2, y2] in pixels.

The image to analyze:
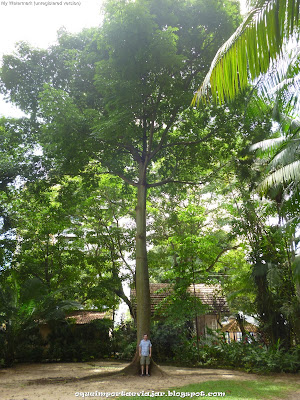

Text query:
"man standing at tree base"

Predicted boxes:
[[139, 334, 152, 376]]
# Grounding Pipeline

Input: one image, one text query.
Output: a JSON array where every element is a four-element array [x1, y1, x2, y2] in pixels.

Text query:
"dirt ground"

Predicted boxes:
[[0, 360, 299, 400]]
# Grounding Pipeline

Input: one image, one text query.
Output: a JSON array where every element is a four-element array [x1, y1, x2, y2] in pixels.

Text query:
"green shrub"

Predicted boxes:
[[113, 319, 191, 362], [151, 321, 188, 362], [45, 318, 113, 362], [113, 321, 137, 360], [15, 325, 45, 363], [174, 330, 223, 366], [178, 333, 300, 373]]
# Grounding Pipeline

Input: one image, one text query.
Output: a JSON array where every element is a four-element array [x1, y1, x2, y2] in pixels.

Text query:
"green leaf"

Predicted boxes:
[[193, 0, 300, 104]]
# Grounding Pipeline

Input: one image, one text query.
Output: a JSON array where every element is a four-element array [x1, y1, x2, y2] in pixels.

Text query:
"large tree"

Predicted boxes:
[[1, 0, 241, 372]]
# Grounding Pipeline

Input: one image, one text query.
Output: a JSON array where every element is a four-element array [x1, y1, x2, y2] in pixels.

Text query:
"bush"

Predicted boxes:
[[212, 339, 300, 373], [113, 320, 137, 360], [113, 319, 192, 362], [0, 323, 46, 367], [151, 320, 189, 362], [176, 332, 300, 373], [45, 318, 113, 362], [174, 329, 223, 366], [15, 325, 45, 363]]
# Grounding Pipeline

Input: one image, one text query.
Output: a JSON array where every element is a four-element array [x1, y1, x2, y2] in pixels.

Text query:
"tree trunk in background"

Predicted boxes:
[[289, 236, 300, 345], [236, 313, 246, 337]]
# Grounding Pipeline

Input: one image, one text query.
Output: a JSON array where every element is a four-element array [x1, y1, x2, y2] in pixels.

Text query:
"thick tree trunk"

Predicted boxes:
[[122, 164, 151, 376], [122, 162, 167, 376], [135, 163, 151, 341], [121, 353, 166, 376], [122, 164, 166, 376]]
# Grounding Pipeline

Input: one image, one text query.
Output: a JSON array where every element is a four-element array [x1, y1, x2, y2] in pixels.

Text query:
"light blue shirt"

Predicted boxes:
[[139, 339, 152, 356]]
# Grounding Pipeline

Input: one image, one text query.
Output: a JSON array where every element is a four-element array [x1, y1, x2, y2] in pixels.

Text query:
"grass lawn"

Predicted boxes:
[[120, 379, 300, 400]]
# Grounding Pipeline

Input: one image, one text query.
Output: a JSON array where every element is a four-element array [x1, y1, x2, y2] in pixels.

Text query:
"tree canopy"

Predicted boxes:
[[0, 0, 242, 345], [0, 0, 299, 370]]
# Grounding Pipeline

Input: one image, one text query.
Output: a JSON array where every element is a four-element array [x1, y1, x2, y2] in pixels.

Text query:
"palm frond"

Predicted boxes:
[[270, 72, 299, 95], [192, 0, 300, 105], [259, 159, 300, 191], [250, 136, 285, 152], [290, 118, 300, 131], [266, 47, 300, 120], [268, 139, 300, 168], [273, 113, 300, 133]]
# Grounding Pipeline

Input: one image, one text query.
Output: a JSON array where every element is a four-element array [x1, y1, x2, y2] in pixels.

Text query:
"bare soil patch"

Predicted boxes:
[[0, 360, 299, 400]]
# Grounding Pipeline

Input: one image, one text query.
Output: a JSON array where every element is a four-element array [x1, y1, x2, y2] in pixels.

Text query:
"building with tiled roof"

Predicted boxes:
[[39, 310, 112, 340], [66, 310, 112, 324], [131, 283, 230, 335], [187, 284, 229, 314], [222, 317, 258, 342]]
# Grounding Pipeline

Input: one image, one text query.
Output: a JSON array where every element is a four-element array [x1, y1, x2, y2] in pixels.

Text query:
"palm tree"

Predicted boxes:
[[250, 47, 300, 191], [249, 50, 300, 307], [193, 0, 300, 339], [192, 0, 300, 105], [193, 0, 300, 205]]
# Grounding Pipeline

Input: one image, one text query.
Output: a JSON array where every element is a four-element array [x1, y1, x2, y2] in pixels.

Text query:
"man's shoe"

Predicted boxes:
[[146, 373, 150, 376], [140, 374, 144, 377]]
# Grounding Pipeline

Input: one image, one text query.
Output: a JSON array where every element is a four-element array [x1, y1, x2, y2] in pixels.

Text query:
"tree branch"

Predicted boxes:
[[107, 201, 135, 276], [145, 119, 155, 167], [123, 143, 143, 164], [145, 93, 162, 165], [112, 172, 139, 187], [147, 179, 203, 188], [194, 245, 241, 275], [96, 137, 142, 164], [149, 110, 180, 161], [147, 159, 231, 188], [161, 129, 216, 150], [113, 286, 135, 320]]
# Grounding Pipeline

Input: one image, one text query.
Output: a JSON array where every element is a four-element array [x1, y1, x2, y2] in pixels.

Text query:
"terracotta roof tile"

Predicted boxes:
[[131, 283, 229, 315], [188, 284, 228, 312], [66, 311, 112, 324]]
